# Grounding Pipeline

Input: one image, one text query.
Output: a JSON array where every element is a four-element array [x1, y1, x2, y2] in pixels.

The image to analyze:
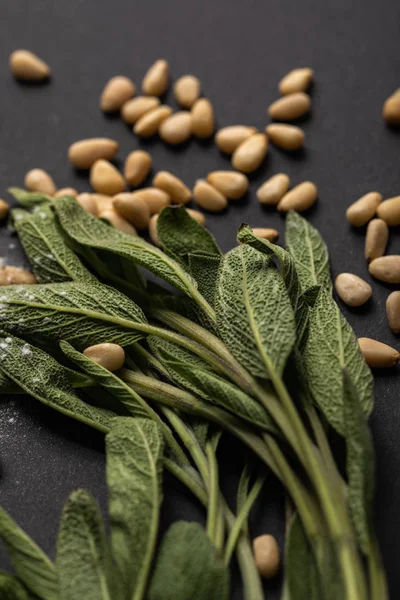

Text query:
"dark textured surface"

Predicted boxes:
[[0, 0, 399, 597]]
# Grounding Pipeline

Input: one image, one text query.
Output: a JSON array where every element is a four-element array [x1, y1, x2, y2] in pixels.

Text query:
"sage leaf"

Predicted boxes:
[[285, 513, 321, 600], [57, 489, 115, 600], [188, 253, 221, 308], [106, 418, 164, 600], [0, 506, 57, 600], [8, 187, 52, 208], [0, 281, 148, 348], [343, 368, 375, 554], [0, 332, 113, 432], [54, 197, 214, 319], [285, 212, 331, 293], [13, 205, 94, 283], [302, 289, 374, 434], [215, 244, 296, 378], [148, 521, 229, 600], [0, 572, 29, 600]]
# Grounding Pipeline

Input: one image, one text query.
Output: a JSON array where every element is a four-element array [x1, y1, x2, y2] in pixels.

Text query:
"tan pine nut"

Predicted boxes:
[[9, 50, 50, 81], [0, 266, 36, 285], [383, 91, 400, 125], [83, 343, 125, 371], [334, 273, 372, 307], [0, 200, 10, 220], [251, 228, 279, 243], [68, 138, 119, 170], [386, 291, 400, 334], [365, 219, 389, 262], [186, 208, 206, 226], [376, 196, 400, 226], [99, 208, 137, 235], [54, 188, 78, 198], [346, 192, 382, 227], [113, 193, 150, 229], [193, 180, 227, 212], [265, 124, 304, 151], [207, 171, 248, 200], [191, 98, 215, 138], [232, 134, 268, 173], [268, 93, 311, 121], [76, 193, 98, 216], [369, 256, 400, 283], [257, 174, 290, 205], [149, 214, 161, 246], [253, 535, 280, 579], [121, 96, 160, 124], [100, 76, 135, 112], [278, 68, 313, 95], [215, 125, 257, 154], [134, 106, 173, 137], [358, 337, 400, 368], [130, 188, 171, 215], [159, 111, 192, 145], [25, 169, 56, 196], [124, 151, 152, 187], [278, 181, 317, 212], [142, 59, 169, 96], [174, 75, 201, 108], [153, 171, 191, 205], [90, 160, 125, 196]]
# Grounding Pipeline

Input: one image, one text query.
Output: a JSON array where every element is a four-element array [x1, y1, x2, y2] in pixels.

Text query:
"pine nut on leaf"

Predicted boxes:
[[83, 343, 125, 372]]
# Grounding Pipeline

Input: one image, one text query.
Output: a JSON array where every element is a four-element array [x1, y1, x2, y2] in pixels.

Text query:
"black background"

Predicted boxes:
[[0, 1, 399, 598]]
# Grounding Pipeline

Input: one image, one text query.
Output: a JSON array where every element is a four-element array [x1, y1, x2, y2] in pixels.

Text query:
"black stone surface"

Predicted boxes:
[[0, 1, 399, 598]]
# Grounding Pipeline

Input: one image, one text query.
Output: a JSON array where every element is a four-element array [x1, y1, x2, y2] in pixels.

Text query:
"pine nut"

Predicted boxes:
[[193, 180, 227, 212], [134, 106, 173, 137], [9, 50, 50, 81], [278, 181, 317, 212], [25, 169, 56, 196], [99, 209, 137, 235], [54, 188, 78, 198], [0, 266, 36, 285], [93, 194, 114, 213], [186, 208, 206, 226], [369, 256, 400, 283], [76, 193, 98, 216], [121, 96, 160, 124], [215, 126, 257, 154], [365, 219, 389, 262], [278, 68, 313, 95], [83, 343, 125, 372], [159, 111, 192, 145], [131, 188, 171, 215], [335, 273, 372, 307], [191, 98, 215, 138], [100, 76, 135, 112], [149, 214, 161, 246], [153, 171, 191, 205], [265, 124, 304, 151], [257, 174, 290, 205], [383, 90, 400, 125], [90, 160, 125, 196], [174, 75, 201, 108], [376, 196, 400, 226], [358, 337, 400, 368], [124, 150, 152, 187], [346, 192, 382, 227], [207, 171, 248, 200], [232, 134, 268, 173], [0, 200, 10, 220], [253, 535, 280, 579], [142, 59, 169, 96], [268, 93, 311, 121], [113, 192, 150, 229], [386, 291, 400, 333], [252, 228, 279, 243], [68, 138, 119, 170]]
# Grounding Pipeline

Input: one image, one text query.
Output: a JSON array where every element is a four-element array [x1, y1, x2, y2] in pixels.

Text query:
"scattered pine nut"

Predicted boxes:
[[130, 188, 171, 215], [232, 133, 268, 173], [193, 179, 227, 212], [124, 150, 152, 187], [76, 193, 98, 216], [174, 75, 201, 108], [153, 171, 191, 205], [90, 160, 125, 195], [376, 196, 400, 226], [99, 208, 137, 235], [268, 93, 311, 121], [278, 181, 317, 212], [383, 90, 400, 126], [207, 171, 248, 200], [142, 59, 169, 96], [100, 76, 135, 112], [386, 291, 400, 333], [358, 337, 400, 368], [369, 256, 400, 283], [186, 208, 206, 226], [25, 169, 56, 196], [346, 192, 382, 227], [215, 125, 257, 154], [83, 343, 125, 372], [257, 174, 290, 205], [9, 50, 50, 81], [191, 98, 215, 138], [54, 188, 78, 198], [365, 219, 389, 262], [265, 124, 304, 151], [149, 214, 161, 246], [159, 111, 192, 145], [93, 194, 114, 213], [0, 266, 36, 285], [278, 68, 313, 95], [252, 228, 279, 243], [334, 273, 372, 307], [121, 96, 160, 124], [134, 105, 173, 137], [0, 200, 10, 220], [113, 192, 151, 229], [68, 138, 119, 169], [253, 535, 280, 580]]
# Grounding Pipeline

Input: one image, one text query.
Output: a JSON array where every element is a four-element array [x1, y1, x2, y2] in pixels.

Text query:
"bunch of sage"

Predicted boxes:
[[0, 192, 387, 599]]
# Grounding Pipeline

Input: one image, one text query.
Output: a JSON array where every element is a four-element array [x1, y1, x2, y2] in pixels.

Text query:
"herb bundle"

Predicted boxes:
[[0, 193, 387, 599]]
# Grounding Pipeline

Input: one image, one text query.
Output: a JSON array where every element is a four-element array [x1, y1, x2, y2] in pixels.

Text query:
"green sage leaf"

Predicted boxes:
[[148, 521, 229, 600], [8, 187, 52, 208], [343, 368, 375, 553], [0, 506, 57, 600], [285, 212, 331, 293], [303, 289, 374, 434], [188, 253, 221, 308], [106, 418, 164, 600], [0, 572, 29, 600], [285, 513, 321, 600], [215, 244, 296, 378], [57, 489, 115, 600]]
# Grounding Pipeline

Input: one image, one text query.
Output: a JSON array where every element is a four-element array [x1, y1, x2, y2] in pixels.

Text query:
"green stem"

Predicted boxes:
[[368, 535, 388, 600], [206, 441, 220, 549]]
